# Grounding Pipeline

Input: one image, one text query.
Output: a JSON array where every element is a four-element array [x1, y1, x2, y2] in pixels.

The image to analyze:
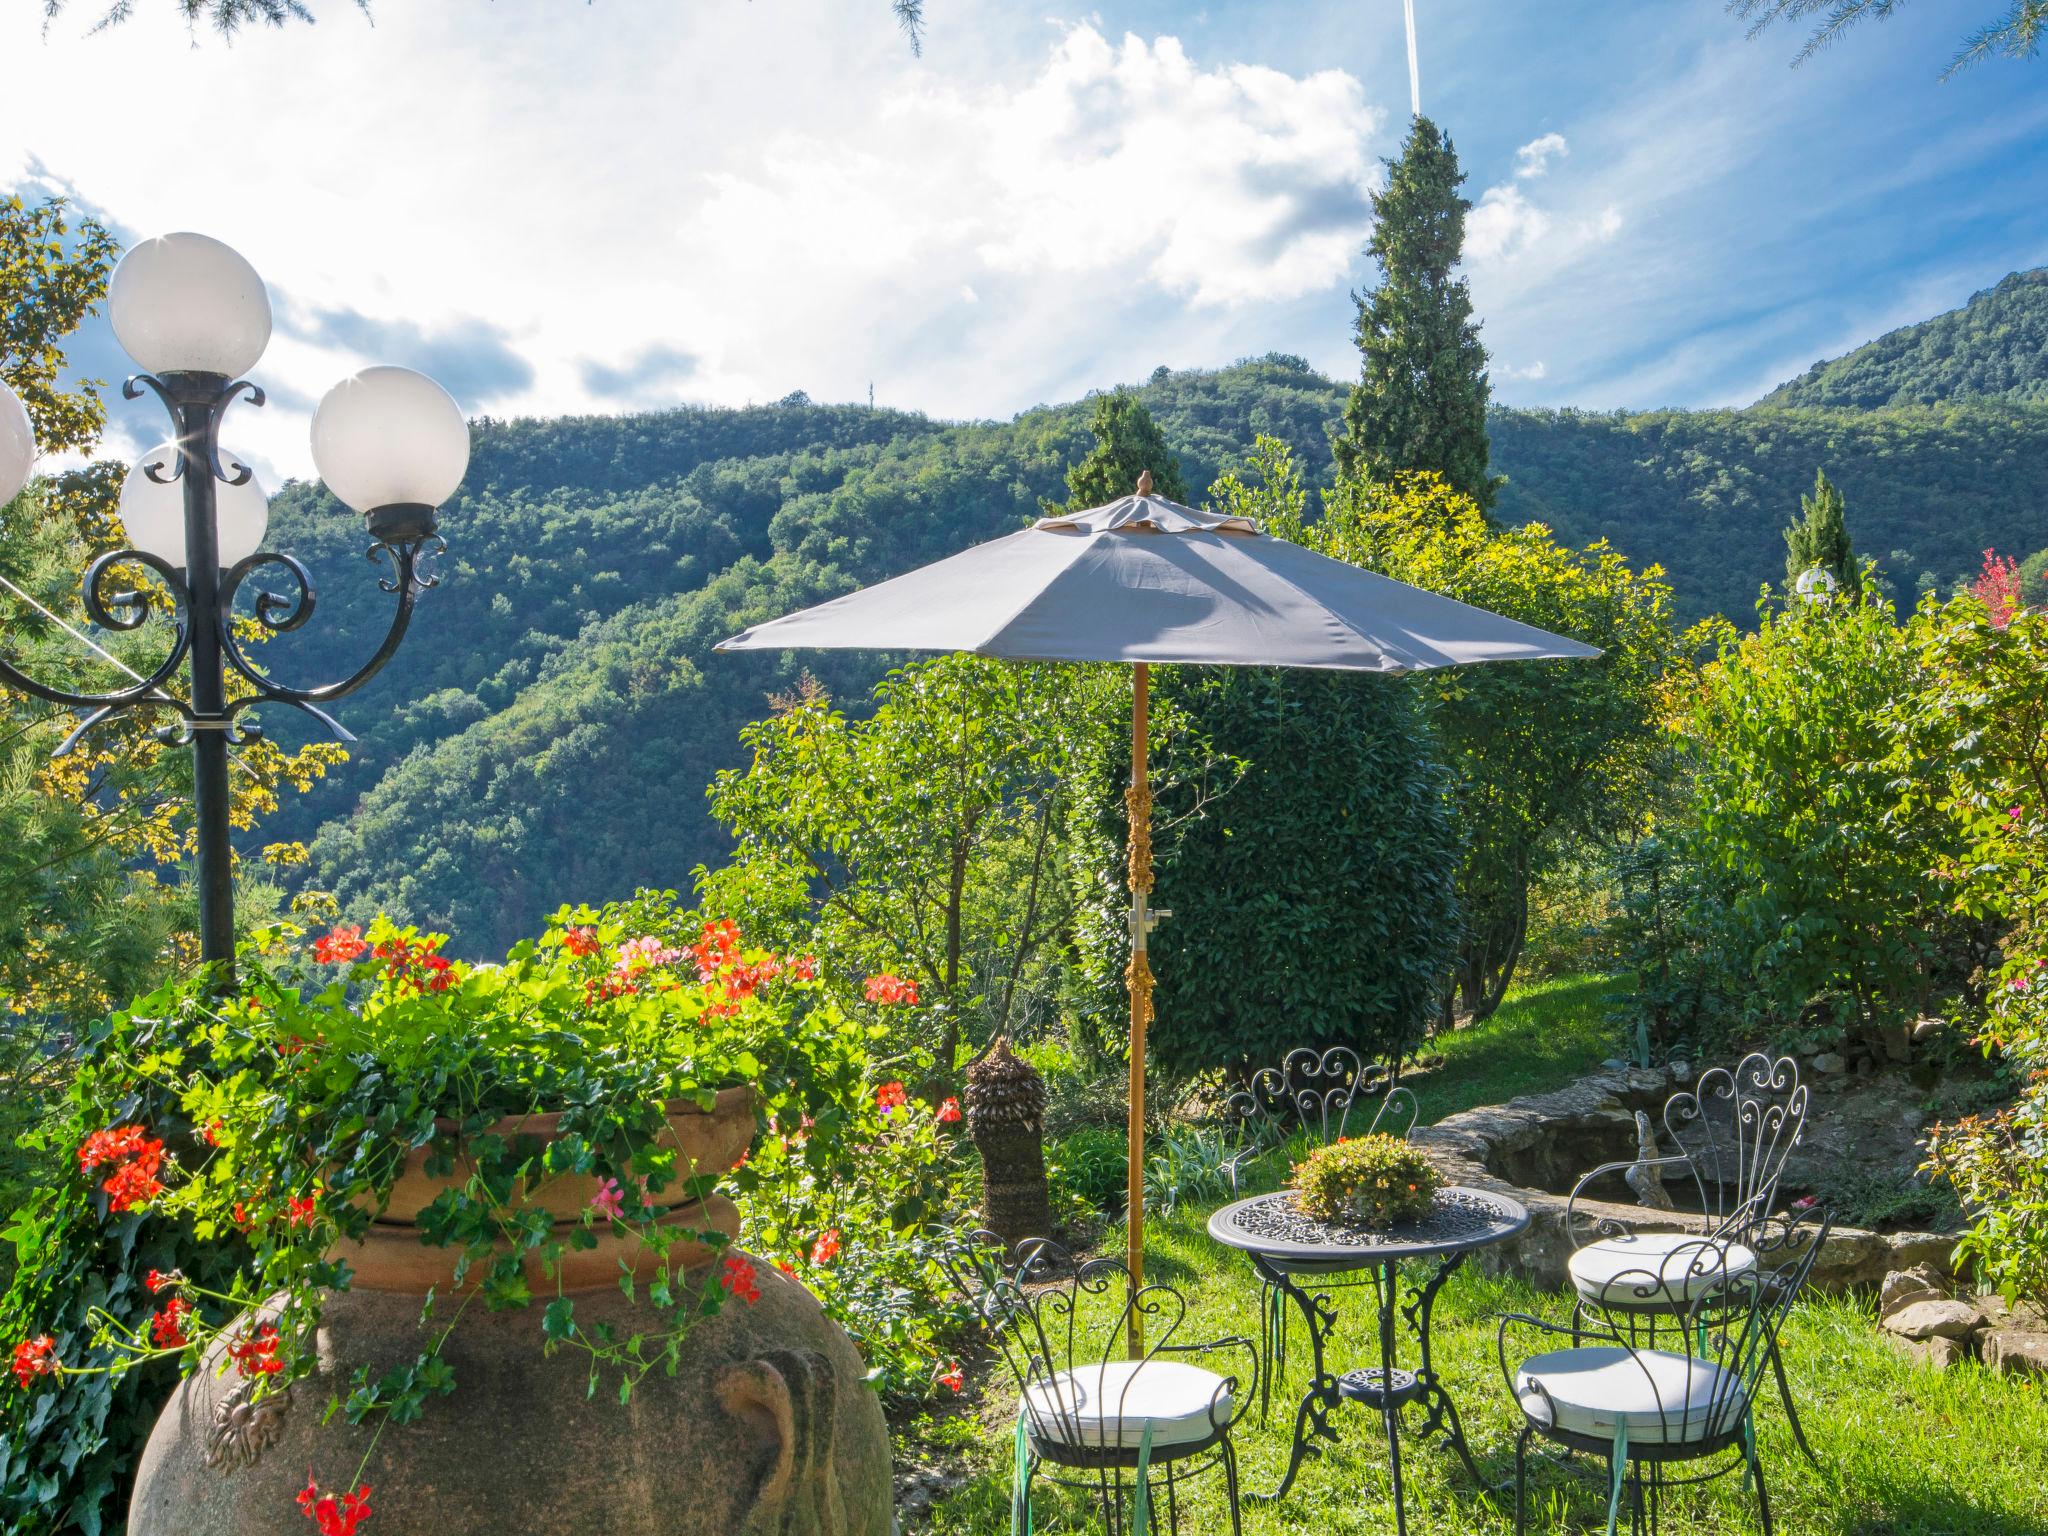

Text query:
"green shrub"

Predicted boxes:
[[1142, 1126, 1236, 1215], [1290, 1133, 1440, 1225], [1046, 1128, 1127, 1215], [1069, 660, 1458, 1082]]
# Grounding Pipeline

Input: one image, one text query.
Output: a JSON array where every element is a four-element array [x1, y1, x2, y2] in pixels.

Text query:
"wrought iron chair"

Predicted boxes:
[[1219, 1044, 1418, 1418], [1499, 1208, 1831, 1536], [1563, 1053, 1821, 1469], [943, 1233, 1255, 1536]]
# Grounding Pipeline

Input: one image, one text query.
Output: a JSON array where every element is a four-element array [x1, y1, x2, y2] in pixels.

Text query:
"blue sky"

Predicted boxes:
[[4, 0, 2046, 483]]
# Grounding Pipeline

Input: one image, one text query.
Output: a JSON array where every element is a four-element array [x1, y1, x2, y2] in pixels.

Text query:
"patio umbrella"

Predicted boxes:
[[717, 473, 1599, 1352]]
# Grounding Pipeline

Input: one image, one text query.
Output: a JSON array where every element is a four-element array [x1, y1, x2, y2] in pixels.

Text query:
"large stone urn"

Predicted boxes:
[[128, 1089, 892, 1535]]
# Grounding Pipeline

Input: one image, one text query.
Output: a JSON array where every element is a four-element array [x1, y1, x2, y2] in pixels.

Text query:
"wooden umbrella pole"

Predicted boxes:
[[1125, 660, 1155, 1358]]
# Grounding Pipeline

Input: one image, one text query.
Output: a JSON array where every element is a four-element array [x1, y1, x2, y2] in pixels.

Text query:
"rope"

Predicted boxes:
[[1124, 779, 1154, 894], [1125, 951, 1155, 1034]]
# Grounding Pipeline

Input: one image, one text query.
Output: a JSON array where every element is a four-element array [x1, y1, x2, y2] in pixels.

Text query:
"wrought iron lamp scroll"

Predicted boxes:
[[0, 232, 469, 975]]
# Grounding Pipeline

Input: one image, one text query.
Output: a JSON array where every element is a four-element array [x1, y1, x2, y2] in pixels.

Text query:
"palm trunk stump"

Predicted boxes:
[[966, 1037, 1052, 1252]]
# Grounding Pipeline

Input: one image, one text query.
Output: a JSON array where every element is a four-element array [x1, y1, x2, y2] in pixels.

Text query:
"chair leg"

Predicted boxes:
[[1749, 1432, 1775, 1536], [1513, 1426, 1531, 1536], [1222, 1440, 1244, 1536], [1767, 1331, 1825, 1473]]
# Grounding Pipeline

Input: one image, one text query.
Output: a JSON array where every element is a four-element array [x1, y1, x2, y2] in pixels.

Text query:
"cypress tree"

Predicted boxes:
[[1783, 467, 1862, 599], [1051, 387, 1190, 511], [1334, 116, 1499, 511]]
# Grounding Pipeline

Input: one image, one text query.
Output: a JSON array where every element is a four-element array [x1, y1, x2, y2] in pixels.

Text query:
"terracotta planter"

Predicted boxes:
[[128, 1260, 894, 1536], [338, 1085, 755, 1293], [377, 1084, 756, 1222]]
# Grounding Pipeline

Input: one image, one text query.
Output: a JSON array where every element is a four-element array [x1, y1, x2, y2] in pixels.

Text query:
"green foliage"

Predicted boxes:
[[1045, 1127, 1127, 1214], [254, 299, 2048, 952], [1049, 387, 1189, 510], [1783, 467, 1862, 599], [1066, 574, 1459, 1077], [1289, 1132, 1440, 1225], [1334, 116, 1497, 510], [701, 655, 1107, 1076], [1141, 1126, 1236, 1216], [1909, 604, 2048, 1299], [0, 196, 118, 463], [0, 896, 885, 1530], [1731, 0, 2048, 78], [1284, 462, 1684, 1020], [1487, 398, 2048, 626], [1655, 597, 1960, 1053]]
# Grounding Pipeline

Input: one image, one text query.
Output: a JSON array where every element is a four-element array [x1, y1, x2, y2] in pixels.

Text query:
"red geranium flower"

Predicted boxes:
[[312, 924, 370, 964], [863, 973, 919, 1006], [562, 925, 600, 957], [151, 1299, 194, 1350], [810, 1229, 841, 1265], [875, 1082, 909, 1117], [790, 954, 818, 981], [227, 1322, 284, 1378], [78, 1126, 166, 1212], [719, 1255, 761, 1305], [938, 1359, 965, 1392], [144, 1268, 181, 1294], [286, 1193, 320, 1228], [10, 1336, 57, 1389], [297, 1480, 373, 1536], [936, 1097, 962, 1124]]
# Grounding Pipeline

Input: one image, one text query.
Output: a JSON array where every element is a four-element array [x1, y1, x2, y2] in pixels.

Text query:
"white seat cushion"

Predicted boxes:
[[1022, 1359, 1232, 1450], [1515, 1345, 1745, 1446], [1569, 1232, 1757, 1310]]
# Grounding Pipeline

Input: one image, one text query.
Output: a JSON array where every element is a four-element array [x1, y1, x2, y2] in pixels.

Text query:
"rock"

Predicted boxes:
[[1669, 1060, 1692, 1083], [1898, 1335, 1968, 1369], [1886, 1232, 1957, 1275], [1601, 1058, 1630, 1072], [1982, 1330, 2048, 1377], [1973, 1294, 2048, 1332], [1880, 1265, 1948, 1314], [1911, 1017, 1944, 1045], [1811, 1052, 1848, 1076], [1882, 1298, 1984, 1341]]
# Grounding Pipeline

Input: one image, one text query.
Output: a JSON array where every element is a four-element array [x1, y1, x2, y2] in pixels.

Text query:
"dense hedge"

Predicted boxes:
[[1070, 665, 1458, 1081]]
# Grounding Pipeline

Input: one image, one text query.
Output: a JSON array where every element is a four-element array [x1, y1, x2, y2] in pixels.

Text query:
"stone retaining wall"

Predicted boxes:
[[1409, 1064, 1955, 1294]]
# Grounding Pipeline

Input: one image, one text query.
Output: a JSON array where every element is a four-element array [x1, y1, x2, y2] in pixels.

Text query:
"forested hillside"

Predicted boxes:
[[1759, 267, 2048, 410], [253, 308, 2048, 952]]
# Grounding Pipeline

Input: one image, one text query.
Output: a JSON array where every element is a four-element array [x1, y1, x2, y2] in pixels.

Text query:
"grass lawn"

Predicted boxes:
[[914, 975, 2048, 1535]]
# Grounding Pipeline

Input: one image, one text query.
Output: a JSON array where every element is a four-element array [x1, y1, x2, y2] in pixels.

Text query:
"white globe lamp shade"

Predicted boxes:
[[1794, 567, 1838, 605], [0, 379, 34, 506], [108, 233, 272, 379], [310, 365, 469, 534], [118, 444, 269, 569]]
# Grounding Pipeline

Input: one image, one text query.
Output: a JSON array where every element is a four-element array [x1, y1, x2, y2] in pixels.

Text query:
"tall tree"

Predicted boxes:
[[1783, 467, 1863, 600], [1049, 387, 1189, 511], [1334, 116, 1499, 512]]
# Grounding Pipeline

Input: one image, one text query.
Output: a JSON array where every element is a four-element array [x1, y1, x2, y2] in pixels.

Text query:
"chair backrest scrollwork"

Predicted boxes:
[[1661, 1052, 1809, 1240], [1221, 1045, 1416, 1194]]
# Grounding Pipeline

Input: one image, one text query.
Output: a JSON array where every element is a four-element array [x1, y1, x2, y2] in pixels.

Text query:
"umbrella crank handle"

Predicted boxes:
[[1128, 903, 1172, 947]]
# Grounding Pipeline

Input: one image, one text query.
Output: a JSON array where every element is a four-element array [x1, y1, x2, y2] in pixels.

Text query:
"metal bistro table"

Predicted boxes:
[[1208, 1186, 1530, 1529]]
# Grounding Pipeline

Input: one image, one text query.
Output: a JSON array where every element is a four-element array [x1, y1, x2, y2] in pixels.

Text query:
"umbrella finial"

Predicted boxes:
[[1135, 469, 1153, 497]]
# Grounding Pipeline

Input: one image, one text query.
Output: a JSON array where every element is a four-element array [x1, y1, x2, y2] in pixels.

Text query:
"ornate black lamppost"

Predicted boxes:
[[0, 232, 468, 975]]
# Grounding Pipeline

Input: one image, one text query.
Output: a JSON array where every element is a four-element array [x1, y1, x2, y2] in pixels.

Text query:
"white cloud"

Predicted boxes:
[[1466, 184, 1553, 264], [1514, 132, 1569, 179], [0, 9, 1388, 476], [1495, 359, 1547, 382]]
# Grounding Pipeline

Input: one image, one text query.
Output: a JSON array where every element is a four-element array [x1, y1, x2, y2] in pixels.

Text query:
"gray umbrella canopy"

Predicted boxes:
[[717, 493, 1600, 670], [717, 485, 1598, 1352]]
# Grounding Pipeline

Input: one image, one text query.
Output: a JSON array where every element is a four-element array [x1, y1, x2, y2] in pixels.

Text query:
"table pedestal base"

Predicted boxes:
[[1252, 1252, 1487, 1533]]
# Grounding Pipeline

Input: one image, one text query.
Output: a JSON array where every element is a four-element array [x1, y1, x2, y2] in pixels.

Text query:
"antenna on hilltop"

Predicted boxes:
[[1403, 0, 1421, 117], [868, 381, 875, 409]]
